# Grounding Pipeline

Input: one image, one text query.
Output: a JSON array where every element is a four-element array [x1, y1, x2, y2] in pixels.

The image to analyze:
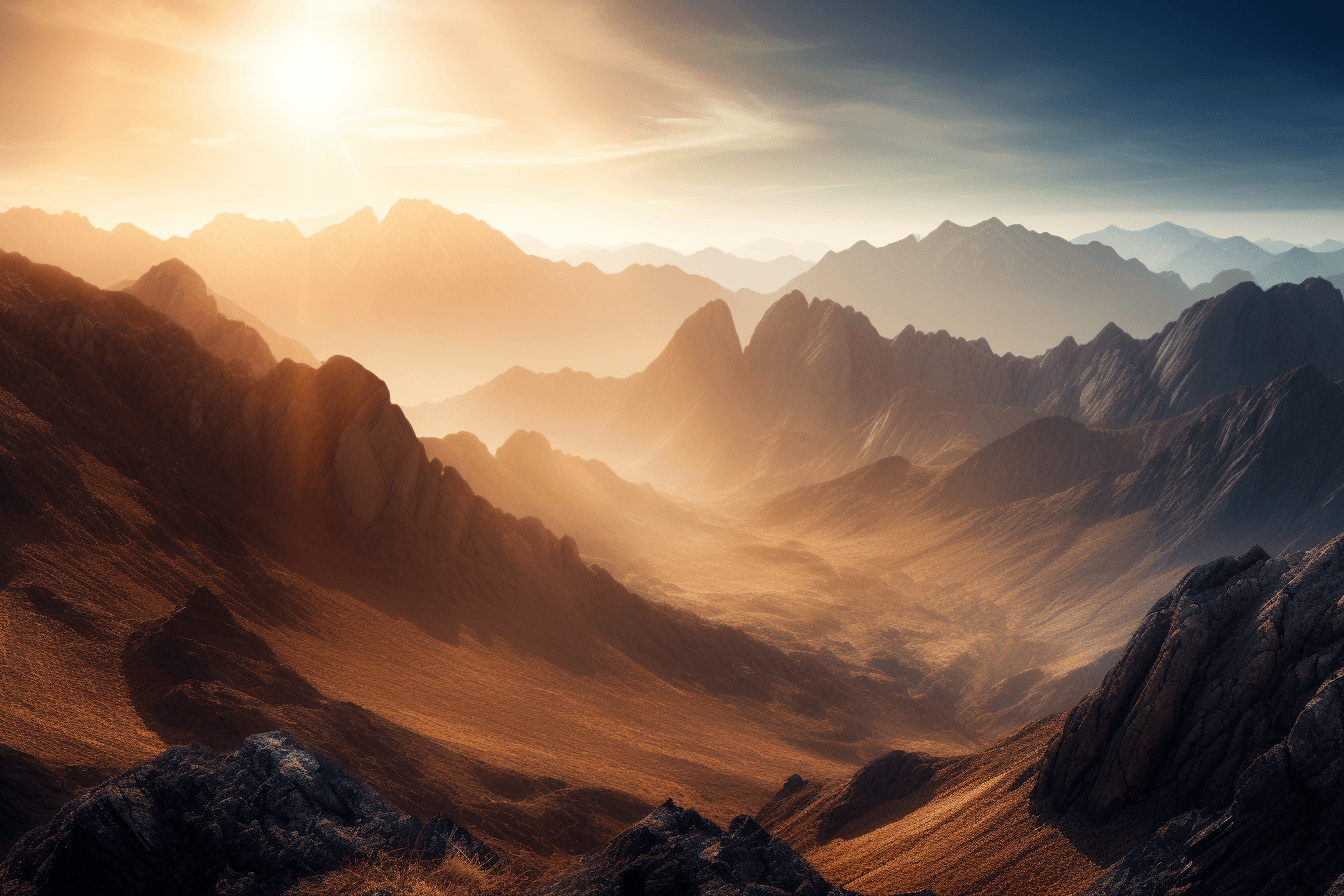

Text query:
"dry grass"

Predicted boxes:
[[285, 853, 532, 896]]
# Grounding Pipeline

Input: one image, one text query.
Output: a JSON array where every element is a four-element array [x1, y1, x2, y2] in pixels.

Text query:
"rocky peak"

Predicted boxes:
[[124, 258, 277, 378], [1033, 535, 1344, 893], [746, 292, 900, 430]]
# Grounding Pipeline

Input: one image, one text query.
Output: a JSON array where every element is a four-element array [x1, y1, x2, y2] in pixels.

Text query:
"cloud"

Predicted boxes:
[[130, 126, 174, 143], [189, 132, 242, 148], [339, 108, 504, 141], [372, 101, 795, 168]]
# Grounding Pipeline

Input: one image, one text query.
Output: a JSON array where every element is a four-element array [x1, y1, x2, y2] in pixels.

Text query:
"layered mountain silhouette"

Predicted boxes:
[[0, 251, 971, 868], [561, 243, 813, 293], [761, 360, 1344, 732], [1074, 220, 1344, 287], [772, 218, 1195, 356], [757, 537, 1344, 895], [415, 277, 1344, 495], [0, 202, 736, 401]]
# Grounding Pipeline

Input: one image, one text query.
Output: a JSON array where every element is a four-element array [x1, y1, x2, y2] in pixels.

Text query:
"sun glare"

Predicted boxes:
[[269, 35, 354, 116]]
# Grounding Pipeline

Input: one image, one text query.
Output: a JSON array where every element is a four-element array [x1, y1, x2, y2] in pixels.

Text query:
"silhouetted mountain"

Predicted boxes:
[[419, 429, 701, 573], [889, 277, 1344, 429], [755, 538, 1344, 895], [733, 237, 834, 263], [124, 259, 277, 377], [1071, 221, 1216, 273], [416, 278, 1344, 495], [0, 202, 734, 401], [1255, 236, 1306, 253], [1315, 238, 1344, 253], [1255, 244, 1344, 285], [780, 218, 1193, 356], [565, 243, 813, 293]]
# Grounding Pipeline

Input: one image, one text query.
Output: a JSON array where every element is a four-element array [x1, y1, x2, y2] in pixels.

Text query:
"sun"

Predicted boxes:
[[269, 35, 354, 116]]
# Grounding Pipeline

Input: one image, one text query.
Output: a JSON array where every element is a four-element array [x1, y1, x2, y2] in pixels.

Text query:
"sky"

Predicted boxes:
[[1, 0, 1341, 250]]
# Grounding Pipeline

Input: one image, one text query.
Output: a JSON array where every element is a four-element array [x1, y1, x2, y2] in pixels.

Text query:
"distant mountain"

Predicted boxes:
[[412, 277, 1344, 499], [0, 201, 734, 402], [420, 429, 702, 575], [293, 207, 358, 237], [1255, 245, 1344, 285], [778, 218, 1194, 356], [123, 259, 277, 378], [733, 237, 834, 263], [1071, 221, 1216, 273], [1164, 235, 1276, 285], [1075, 221, 1344, 288], [1255, 236, 1306, 253], [565, 243, 813, 293]]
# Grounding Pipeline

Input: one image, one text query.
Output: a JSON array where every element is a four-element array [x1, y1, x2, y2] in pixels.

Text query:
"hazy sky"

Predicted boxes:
[[1, 0, 1340, 249]]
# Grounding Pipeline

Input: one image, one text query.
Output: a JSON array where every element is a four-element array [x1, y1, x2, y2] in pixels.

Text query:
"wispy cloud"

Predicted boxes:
[[130, 126, 174, 144], [190, 132, 243, 149], [340, 108, 504, 141]]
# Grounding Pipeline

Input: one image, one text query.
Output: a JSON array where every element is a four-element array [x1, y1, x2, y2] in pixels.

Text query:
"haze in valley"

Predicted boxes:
[[3, 2, 1344, 895]]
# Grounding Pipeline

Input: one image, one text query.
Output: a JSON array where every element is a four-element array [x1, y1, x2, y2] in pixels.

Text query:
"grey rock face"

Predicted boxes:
[[534, 800, 866, 896], [0, 732, 492, 896], [1032, 534, 1344, 894]]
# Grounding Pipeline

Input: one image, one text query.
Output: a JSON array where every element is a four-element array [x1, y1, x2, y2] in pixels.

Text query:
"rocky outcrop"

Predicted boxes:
[[1032, 535, 1344, 893], [745, 292, 902, 432], [0, 732, 492, 896], [124, 258, 277, 378], [534, 801, 894, 896]]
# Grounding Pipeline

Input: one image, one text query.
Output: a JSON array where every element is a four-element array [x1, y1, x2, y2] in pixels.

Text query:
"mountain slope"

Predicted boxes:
[[123, 259, 277, 377], [1070, 221, 1214, 273], [778, 218, 1193, 356], [0, 251, 971, 864], [758, 536, 1344, 895]]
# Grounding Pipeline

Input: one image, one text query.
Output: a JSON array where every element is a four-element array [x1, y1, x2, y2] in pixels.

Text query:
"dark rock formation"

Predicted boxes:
[[0, 732, 492, 896], [534, 800, 900, 896], [1032, 534, 1344, 894]]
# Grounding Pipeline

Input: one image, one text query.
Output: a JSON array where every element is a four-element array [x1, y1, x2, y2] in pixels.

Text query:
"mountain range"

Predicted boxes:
[[0, 203, 738, 402], [0, 249, 971, 870], [561, 243, 813, 293], [10, 215, 1344, 895], [1074, 221, 1344, 286], [770, 218, 1208, 356]]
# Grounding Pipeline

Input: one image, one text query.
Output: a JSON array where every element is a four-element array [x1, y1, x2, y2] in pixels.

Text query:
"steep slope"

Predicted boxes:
[[778, 218, 1193, 356], [888, 277, 1344, 429], [419, 429, 703, 577], [760, 363, 1344, 731], [759, 537, 1344, 895], [0, 251, 971, 863], [123, 259, 277, 377]]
